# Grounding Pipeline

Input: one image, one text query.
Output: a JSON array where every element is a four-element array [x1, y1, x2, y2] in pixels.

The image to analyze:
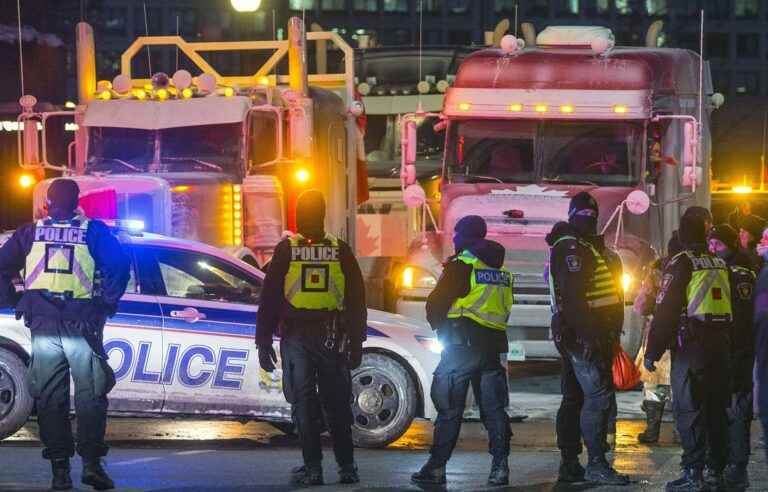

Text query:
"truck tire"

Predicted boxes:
[[351, 352, 417, 448], [0, 348, 33, 441]]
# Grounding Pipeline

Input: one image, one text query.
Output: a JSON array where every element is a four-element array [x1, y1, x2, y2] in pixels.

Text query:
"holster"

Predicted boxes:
[[322, 311, 349, 354]]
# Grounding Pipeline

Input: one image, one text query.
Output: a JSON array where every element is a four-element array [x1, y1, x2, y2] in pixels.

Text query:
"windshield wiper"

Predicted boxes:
[[161, 157, 223, 172], [454, 173, 504, 184], [88, 157, 142, 173], [541, 177, 598, 187]]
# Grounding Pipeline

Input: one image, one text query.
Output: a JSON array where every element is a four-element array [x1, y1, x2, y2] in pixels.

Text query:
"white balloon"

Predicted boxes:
[[500, 35, 520, 54], [112, 74, 132, 94], [591, 36, 613, 54], [172, 70, 193, 90], [625, 190, 650, 215], [403, 184, 426, 209]]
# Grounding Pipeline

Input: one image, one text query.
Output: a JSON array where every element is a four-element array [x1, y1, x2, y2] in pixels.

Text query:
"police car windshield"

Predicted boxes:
[[86, 124, 241, 176], [447, 120, 642, 186]]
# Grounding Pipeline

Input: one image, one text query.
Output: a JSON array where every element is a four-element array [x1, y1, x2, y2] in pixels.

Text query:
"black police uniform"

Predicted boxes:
[[722, 252, 756, 486], [416, 239, 511, 485], [547, 221, 625, 482], [256, 229, 366, 483], [646, 244, 732, 488], [0, 215, 129, 483]]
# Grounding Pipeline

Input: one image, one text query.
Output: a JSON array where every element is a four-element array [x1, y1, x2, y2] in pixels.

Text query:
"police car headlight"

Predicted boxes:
[[415, 335, 443, 354], [399, 265, 437, 290], [621, 272, 633, 292]]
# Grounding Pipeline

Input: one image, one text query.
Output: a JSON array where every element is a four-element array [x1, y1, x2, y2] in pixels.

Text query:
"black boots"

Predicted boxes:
[[411, 461, 447, 486], [584, 457, 630, 485], [487, 456, 509, 486], [51, 458, 73, 491], [724, 463, 749, 490], [291, 464, 324, 486], [338, 463, 360, 484], [638, 400, 665, 444], [666, 467, 706, 492], [558, 458, 586, 483], [82, 459, 115, 490]]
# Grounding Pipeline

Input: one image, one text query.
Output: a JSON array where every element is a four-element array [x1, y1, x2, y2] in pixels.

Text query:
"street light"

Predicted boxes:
[[230, 0, 261, 12]]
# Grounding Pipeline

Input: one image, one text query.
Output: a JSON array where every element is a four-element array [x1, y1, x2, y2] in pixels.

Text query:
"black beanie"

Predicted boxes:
[[739, 215, 767, 245], [682, 206, 712, 229], [708, 224, 738, 251], [47, 179, 80, 220], [568, 191, 598, 236], [679, 213, 706, 246], [296, 189, 326, 240]]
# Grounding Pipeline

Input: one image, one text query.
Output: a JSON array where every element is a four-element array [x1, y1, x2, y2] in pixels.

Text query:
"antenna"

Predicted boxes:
[[698, 9, 704, 160], [16, 0, 25, 97], [143, 3, 152, 76], [175, 15, 180, 72], [417, 0, 423, 112], [514, 3, 518, 37]]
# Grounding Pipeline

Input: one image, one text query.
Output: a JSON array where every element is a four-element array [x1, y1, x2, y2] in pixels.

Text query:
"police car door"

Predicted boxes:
[[139, 246, 280, 416], [102, 246, 165, 413]]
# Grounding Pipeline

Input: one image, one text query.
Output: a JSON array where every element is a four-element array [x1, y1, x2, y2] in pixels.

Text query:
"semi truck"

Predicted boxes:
[[16, 17, 364, 268], [394, 24, 720, 358]]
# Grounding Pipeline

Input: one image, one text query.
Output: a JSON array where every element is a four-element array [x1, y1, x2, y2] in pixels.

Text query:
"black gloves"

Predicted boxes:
[[643, 358, 656, 373], [347, 345, 363, 370], [258, 345, 277, 372]]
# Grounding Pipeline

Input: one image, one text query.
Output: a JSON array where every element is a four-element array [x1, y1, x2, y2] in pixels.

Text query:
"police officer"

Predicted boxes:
[[547, 192, 629, 485], [739, 214, 766, 271], [708, 224, 756, 489], [645, 213, 733, 492], [411, 215, 512, 487], [256, 190, 366, 486], [634, 234, 681, 445], [0, 179, 130, 491]]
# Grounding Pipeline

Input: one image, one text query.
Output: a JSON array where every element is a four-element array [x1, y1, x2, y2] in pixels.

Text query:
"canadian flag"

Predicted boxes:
[[78, 188, 118, 220]]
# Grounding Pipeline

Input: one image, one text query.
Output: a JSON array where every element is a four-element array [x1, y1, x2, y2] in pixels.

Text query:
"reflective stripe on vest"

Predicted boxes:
[[549, 235, 621, 311], [447, 251, 514, 330], [24, 216, 95, 299], [284, 234, 345, 311], [672, 251, 732, 321]]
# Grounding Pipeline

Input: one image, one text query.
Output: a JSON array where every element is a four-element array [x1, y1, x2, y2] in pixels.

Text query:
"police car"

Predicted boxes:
[[0, 227, 441, 448]]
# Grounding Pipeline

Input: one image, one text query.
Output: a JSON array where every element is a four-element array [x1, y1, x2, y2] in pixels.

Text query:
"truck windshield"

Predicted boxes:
[[86, 123, 241, 175], [447, 120, 642, 186]]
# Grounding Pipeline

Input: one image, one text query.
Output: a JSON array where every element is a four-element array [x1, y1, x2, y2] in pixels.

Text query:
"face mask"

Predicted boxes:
[[758, 243, 768, 261]]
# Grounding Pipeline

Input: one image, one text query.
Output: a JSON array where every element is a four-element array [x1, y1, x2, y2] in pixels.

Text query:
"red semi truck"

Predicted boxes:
[[395, 25, 721, 358]]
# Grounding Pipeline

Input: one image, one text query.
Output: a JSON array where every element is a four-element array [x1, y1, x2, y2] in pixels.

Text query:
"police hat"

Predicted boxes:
[[708, 224, 738, 251]]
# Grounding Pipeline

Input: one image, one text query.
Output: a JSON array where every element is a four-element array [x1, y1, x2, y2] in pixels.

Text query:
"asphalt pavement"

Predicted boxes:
[[1, 361, 766, 491]]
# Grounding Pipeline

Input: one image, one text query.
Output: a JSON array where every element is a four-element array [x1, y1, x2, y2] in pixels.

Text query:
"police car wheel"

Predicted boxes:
[[0, 349, 33, 440], [350, 353, 417, 448]]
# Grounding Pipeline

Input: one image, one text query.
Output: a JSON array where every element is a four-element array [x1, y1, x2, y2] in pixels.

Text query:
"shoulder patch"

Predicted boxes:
[[565, 255, 582, 272], [737, 282, 754, 301]]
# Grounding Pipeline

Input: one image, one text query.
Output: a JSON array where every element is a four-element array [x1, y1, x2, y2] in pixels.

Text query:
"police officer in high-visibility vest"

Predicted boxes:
[[546, 192, 629, 486], [645, 213, 733, 492], [411, 215, 513, 487], [707, 224, 756, 489], [0, 179, 130, 491], [256, 190, 366, 486]]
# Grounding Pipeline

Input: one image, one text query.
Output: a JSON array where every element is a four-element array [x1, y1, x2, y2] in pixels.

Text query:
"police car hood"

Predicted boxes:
[[367, 308, 432, 335]]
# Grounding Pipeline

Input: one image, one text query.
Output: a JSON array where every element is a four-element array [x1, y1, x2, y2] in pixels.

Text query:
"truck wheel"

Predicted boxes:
[[0, 348, 33, 441], [351, 353, 417, 448]]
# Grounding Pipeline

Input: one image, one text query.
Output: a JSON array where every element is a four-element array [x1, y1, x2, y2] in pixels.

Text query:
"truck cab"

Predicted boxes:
[[395, 26, 718, 358]]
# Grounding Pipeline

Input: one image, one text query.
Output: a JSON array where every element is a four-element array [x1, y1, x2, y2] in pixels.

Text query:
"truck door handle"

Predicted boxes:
[[170, 307, 206, 323]]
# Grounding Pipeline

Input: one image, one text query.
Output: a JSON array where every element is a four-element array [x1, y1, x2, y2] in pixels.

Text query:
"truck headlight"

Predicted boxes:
[[399, 265, 437, 290], [415, 335, 443, 354], [621, 272, 633, 292]]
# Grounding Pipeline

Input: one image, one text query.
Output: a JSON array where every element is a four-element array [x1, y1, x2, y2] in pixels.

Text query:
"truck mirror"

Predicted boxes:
[[625, 190, 650, 215], [403, 120, 417, 166], [401, 164, 416, 188], [682, 121, 697, 168], [21, 118, 41, 168]]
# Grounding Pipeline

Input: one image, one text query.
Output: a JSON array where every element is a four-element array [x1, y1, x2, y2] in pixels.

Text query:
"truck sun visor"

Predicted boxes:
[[83, 96, 251, 130]]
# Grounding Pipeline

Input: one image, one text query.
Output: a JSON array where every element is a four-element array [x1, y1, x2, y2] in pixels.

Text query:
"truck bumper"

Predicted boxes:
[[395, 299, 644, 359]]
